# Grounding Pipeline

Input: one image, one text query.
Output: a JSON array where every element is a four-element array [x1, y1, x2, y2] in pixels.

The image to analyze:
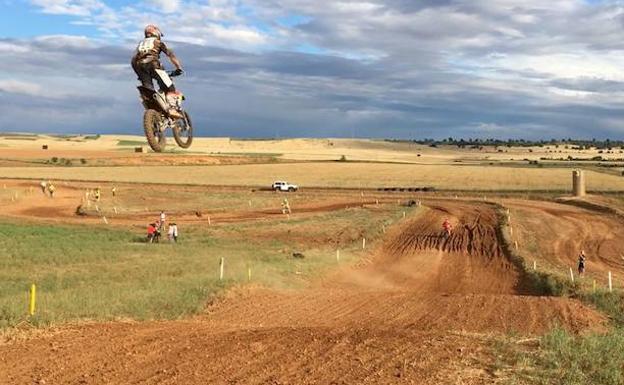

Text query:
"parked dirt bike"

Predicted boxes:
[[137, 69, 193, 152]]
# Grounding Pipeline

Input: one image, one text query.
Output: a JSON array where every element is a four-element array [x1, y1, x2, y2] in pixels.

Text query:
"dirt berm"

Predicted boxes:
[[0, 201, 604, 384]]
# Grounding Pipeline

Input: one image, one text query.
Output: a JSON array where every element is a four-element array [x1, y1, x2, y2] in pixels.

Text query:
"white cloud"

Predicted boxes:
[[150, 0, 181, 14], [30, 0, 104, 16], [0, 41, 30, 53], [0, 80, 42, 96]]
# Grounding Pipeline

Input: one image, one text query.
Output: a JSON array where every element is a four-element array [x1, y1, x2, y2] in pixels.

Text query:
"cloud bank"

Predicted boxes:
[[1, 0, 624, 139]]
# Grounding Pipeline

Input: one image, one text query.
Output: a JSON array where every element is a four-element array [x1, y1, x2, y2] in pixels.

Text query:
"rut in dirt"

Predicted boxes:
[[381, 201, 536, 295], [0, 200, 606, 385]]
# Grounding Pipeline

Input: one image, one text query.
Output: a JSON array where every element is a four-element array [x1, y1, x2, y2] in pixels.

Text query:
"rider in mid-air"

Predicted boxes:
[[131, 24, 184, 118], [442, 218, 452, 237]]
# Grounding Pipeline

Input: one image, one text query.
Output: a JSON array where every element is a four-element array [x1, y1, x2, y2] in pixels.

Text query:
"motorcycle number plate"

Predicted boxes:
[[154, 69, 173, 88]]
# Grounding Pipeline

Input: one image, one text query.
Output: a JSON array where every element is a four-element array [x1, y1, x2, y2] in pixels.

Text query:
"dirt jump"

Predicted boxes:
[[0, 200, 604, 385]]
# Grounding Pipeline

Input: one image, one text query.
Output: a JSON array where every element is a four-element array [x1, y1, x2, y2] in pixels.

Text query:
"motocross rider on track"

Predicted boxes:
[[442, 218, 453, 237], [131, 24, 184, 119]]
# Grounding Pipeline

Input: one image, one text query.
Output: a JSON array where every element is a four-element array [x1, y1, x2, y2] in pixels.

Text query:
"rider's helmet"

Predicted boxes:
[[144, 24, 163, 39]]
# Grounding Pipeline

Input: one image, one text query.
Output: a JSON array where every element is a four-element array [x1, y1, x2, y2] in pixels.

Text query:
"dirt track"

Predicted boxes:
[[0, 180, 385, 227], [506, 199, 624, 285], [0, 200, 604, 385]]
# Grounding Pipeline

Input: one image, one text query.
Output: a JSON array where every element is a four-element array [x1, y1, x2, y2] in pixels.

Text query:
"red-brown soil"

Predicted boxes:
[[506, 198, 624, 284], [0, 200, 604, 385]]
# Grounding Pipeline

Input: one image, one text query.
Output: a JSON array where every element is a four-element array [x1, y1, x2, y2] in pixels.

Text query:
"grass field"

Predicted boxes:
[[0, 204, 411, 329], [1, 163, 624, 191]]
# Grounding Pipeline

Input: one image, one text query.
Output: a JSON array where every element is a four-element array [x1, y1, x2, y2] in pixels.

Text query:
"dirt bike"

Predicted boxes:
[[137, 69, 193, 152], [442, 227, 452, 239]]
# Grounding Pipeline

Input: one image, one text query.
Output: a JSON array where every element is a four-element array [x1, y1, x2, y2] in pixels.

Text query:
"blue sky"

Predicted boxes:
[[1, 0, 624, 139]]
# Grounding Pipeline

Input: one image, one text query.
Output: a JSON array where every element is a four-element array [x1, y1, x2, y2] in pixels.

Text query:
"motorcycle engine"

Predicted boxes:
[[166, 91, 184, 108]]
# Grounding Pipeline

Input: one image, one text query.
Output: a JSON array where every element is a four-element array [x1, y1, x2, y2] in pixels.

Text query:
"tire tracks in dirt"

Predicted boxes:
[[0, 200, 605, 385]]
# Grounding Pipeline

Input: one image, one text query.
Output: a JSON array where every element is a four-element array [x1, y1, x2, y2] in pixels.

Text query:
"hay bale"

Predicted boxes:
[[134, 146, 145, 153], [42, 145, 48, 150]]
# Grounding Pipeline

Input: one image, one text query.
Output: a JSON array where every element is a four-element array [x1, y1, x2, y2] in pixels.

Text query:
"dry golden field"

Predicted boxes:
[[2, 134, 624, 164], [0, 162, 623, 191]]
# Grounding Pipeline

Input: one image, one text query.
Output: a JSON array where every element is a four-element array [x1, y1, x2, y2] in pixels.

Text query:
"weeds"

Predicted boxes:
[[0, 204, 405, 329], [509, 328, 624, 385]]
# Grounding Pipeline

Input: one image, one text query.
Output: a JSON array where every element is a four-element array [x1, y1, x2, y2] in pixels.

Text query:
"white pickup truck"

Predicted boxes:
[[272, 181, 299, 192]]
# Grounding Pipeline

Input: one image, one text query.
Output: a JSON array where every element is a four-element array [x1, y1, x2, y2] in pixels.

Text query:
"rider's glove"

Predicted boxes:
[[170, 68, 184, 77]]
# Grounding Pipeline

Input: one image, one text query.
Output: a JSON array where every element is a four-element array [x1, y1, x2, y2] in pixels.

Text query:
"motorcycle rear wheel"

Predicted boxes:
[[143, 109, 167, 152], [173, 111, 193, 148]]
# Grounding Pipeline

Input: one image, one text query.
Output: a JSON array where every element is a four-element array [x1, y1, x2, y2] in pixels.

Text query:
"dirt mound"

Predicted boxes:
[[0, 200, 606, 385], [506, 199, 624, 285]]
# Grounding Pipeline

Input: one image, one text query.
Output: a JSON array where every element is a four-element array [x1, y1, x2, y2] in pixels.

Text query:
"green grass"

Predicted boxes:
[[117, 140, 147, 146], [495, 288, 624, 385], [0, 205, 408, 329], [494, 203, 624, 384]]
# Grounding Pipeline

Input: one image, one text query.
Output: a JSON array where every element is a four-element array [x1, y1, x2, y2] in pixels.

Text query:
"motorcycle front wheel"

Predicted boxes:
[[172, 111, 193, 149], [143, 109, 167, 152]]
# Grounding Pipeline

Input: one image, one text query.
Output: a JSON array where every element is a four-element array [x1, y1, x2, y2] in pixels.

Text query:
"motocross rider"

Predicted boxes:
[[131, 24, 184, 118], [442, 218, 452, 236]]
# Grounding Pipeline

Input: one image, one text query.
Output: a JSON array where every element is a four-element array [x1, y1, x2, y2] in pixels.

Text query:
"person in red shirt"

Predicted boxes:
[[147, 223, 156, 243]]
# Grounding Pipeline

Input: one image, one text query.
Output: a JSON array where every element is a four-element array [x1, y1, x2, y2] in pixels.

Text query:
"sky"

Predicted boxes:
[[1, 0, 624, 139]]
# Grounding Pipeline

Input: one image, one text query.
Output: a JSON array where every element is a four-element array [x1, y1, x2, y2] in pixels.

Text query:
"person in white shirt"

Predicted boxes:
[[168, 223, 178, 243]]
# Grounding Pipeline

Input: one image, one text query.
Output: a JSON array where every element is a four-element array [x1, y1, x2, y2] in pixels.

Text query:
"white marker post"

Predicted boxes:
[[248, 200, 252, 208], [514, 241, 519, 250], [376, 199, 379, 205], [609, 271, 613, 293], [208, 216, 211, 226], [362, 238, 366, 250], [336, 249, 340, 263], [569, 267, 574, 283], [509, 226, 513, 236], [219, 258, 224, 281], [102, 216, 108, 224], [403, 211, 406, 219], [113, 207, 118, 214], [382, 225, 386, 234], [533, 260, 537, 270]]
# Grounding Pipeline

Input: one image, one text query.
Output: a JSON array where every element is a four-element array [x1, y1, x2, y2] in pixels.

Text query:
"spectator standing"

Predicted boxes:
[[281, 198, 291, 214], [578, 250, 586, 275], [48, 183, 56, 198], [147, 223, 156, 243], [168, 223, 178, 243], [40, 180, 47, 194]]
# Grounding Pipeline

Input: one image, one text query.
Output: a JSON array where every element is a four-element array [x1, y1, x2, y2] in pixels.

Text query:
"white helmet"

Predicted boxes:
[[144, 24, 163, 39]]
